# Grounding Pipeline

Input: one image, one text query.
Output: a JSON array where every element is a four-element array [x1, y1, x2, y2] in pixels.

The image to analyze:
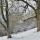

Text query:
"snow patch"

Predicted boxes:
[[0, 28, 39, 40]]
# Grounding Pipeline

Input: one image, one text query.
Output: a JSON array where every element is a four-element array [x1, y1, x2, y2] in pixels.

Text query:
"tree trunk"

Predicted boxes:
[[5, 0, 12, 38], [37, 0, 40, 31]]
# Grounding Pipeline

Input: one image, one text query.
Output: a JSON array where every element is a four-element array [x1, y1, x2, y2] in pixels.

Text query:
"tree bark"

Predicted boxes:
[[5, 0, 12, 38], [37, 0, 40, 31]]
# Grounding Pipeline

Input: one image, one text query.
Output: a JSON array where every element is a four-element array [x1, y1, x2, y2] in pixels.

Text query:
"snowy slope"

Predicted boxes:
[[0, 28, 40, 40]]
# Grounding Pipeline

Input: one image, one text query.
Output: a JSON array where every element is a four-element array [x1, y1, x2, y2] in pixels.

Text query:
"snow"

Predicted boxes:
[[9, 0, 37, 14], [0, 28, 40, 40]]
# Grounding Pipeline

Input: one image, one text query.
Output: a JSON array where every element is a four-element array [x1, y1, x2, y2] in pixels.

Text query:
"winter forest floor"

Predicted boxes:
[[0, 17, 37, 36], [0, 17, 38, 40], [0, 28, 40, 40], [13, 17, 37, 33]]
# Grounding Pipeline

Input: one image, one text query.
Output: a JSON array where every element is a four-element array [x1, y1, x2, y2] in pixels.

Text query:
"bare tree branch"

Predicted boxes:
[[22, 0, 36, 11], [22, 0, 37, 18], [8, 1, 13, 10], [1, 0, 7, 23], [17, 0, 37, 18], [0, 21, 6, 30], [5, 0, 9, 28]]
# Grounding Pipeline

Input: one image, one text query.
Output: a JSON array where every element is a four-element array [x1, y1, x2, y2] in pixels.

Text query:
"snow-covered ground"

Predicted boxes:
[[0, 28, 40, 40]]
